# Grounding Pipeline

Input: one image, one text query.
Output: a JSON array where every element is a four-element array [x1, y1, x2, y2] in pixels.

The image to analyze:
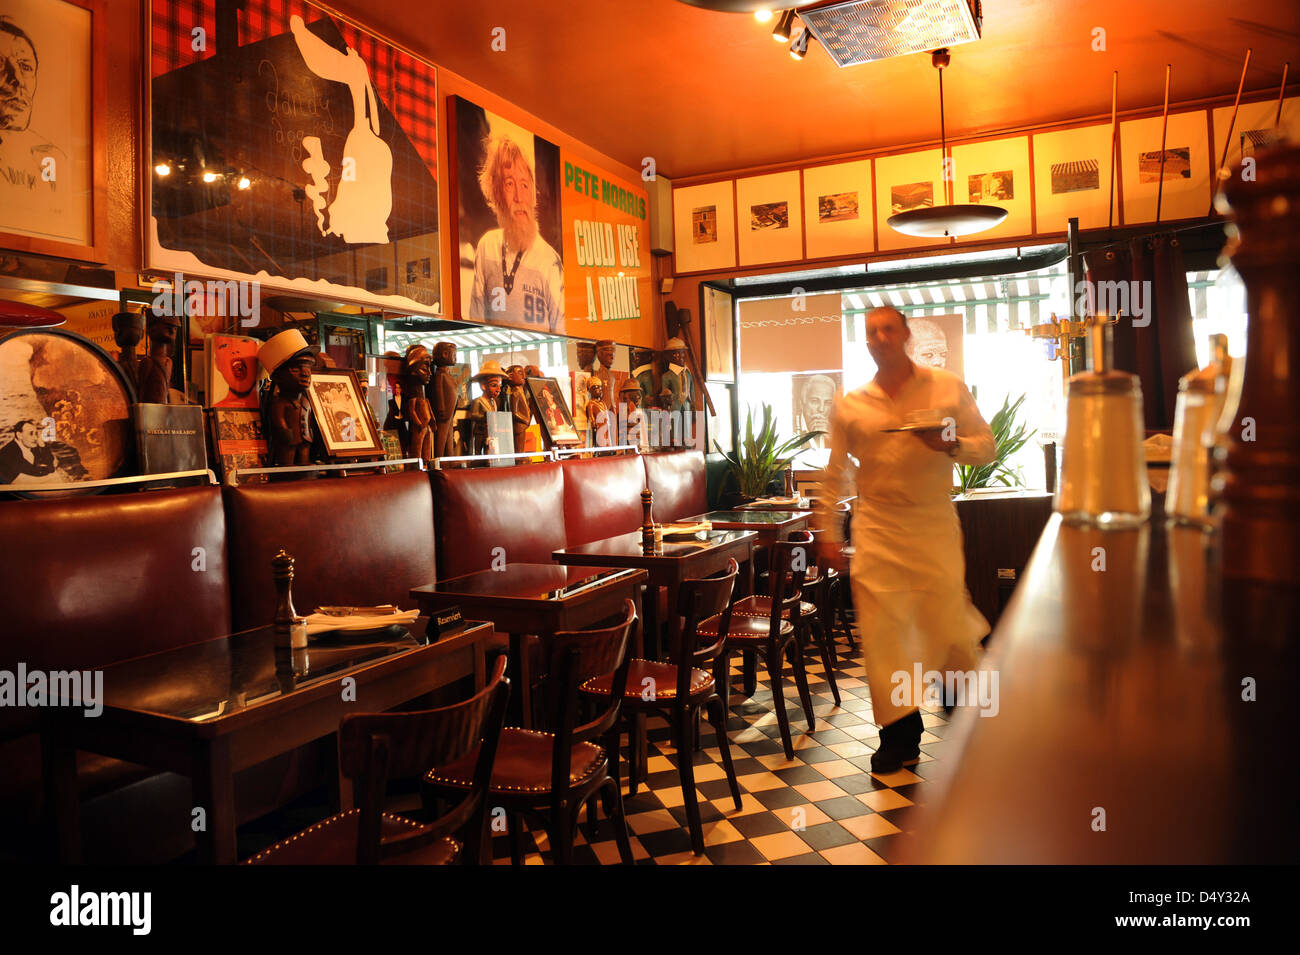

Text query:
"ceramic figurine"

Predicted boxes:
[[259, 328, 318, 467]]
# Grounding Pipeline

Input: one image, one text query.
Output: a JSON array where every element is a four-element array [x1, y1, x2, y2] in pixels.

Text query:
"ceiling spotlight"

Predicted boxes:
[[202, 171, 218, 183], [754, 9, 773, 22], [237, 176, 251, 190], [154, 162, 171, 177], [790, 26, 810, 59], [772, 9, 796, 41]]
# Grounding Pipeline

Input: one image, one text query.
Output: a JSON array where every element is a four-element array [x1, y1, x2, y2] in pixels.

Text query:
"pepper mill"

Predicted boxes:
[[272, 549, 305, 649], [641, 488, 655, 552]]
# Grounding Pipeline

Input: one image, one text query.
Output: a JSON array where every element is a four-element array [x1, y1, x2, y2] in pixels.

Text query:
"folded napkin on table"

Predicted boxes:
[[304, 609, 420, 636]]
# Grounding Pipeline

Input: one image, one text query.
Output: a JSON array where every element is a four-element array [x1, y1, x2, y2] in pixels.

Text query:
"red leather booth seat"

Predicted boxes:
[[431, 460, 567, 578], [642, 450, 707, 522], [562, 454, 647, 546], [225, 469, 437, 631]]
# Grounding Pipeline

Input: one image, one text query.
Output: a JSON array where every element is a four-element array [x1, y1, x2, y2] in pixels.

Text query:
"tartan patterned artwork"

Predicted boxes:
[[148, 0, 441, 312]]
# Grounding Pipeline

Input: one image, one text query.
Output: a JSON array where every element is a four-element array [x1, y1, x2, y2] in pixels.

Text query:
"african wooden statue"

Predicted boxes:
[[469, 360, 507, 454], [507, 364, 532, 453], [431, 341, 458, 459], [403, 343, 434, 463], [259, 328, 317, 467], [586, 377, 609, 446], [137, 309, 181, 404], [111, 311, 145, 394]]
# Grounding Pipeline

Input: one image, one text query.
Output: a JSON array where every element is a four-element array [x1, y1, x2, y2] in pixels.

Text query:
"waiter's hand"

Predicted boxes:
[[914, 429, 958, 454], [817, 540, 849, 575]]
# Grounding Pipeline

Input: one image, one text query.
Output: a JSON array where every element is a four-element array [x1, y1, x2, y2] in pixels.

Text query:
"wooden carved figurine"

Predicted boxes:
[[137, 309, 181, 404], [620, 379, 646, 449], [469, 359, 507, 454], [111, 311, 145, 394], [594, 338, 626, 409], [659, 336, 696, 446], [259, 328, 317, 467], [431, 341, 458, 459], [585, 377, 609, 447], [507, 364, 532, 454], [402, 344, 434, 462]]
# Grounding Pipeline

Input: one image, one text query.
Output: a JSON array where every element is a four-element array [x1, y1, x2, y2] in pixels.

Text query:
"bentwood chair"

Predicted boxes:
[[702, 532, 817, 760], [245, 656, 510, 865], [424, 601, 638, 865], [580, 560, 743, 856]]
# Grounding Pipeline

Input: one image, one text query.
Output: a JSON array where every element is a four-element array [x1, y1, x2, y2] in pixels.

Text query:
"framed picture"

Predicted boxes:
[[1211, 96, 1298, 181], [526, 376, 580, 448], [1031, 123, 1115, 232], [1120, 110, 1212, 224], [802, 159, 874, 259], [0, 328, 133, 495], [145, 0, 442, 314], [448, 95, 564, 333], [737, 170, 803, 266], [0, 0, 105, 260], [305, 368, 384, 458], [204, 333, 263, 409], [672, 179, 736, 274], [791, 372, 841, 450], [701, 283, 735, 381], [903, 313, 965, 377], [951, 136, 1032, 238], [874, 148, 943, 251]]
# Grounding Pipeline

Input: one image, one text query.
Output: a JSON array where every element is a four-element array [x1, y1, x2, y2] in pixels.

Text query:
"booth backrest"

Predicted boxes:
[[431, 460, 567, 578], [225, 470, 435, 631], [0, 486, 232, 740], [561, 454, 647, 546], [642, 451, 708, 522]]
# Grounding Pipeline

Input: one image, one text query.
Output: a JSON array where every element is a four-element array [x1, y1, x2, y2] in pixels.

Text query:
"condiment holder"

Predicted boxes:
[[1166, 335, 1232, 528]]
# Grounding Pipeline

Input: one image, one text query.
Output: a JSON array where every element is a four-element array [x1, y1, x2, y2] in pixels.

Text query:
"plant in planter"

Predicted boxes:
[[956, 392, 1036, 493], [716, 403, 824, 504]]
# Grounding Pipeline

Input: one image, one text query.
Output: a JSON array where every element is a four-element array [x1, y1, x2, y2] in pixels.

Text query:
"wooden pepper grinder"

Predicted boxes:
[[272, 549, 307, 649], [641, 488, 655, 553]]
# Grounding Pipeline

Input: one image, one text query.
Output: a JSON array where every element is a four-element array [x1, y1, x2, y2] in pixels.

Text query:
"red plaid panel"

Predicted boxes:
[[150, 0, 438, 178]]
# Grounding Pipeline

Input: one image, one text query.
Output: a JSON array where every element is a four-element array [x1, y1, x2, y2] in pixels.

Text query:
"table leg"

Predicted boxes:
[[747, 545, 756, 597], [630, 583, 645, 658], [192, 737, 237, 865], [508, 633, 534, 729], [642, 583, 661, 661], [41, 726, 81, 864]]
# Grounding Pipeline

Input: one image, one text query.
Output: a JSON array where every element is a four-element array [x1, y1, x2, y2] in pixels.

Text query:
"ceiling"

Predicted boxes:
[[346, 1, 1298, 180]]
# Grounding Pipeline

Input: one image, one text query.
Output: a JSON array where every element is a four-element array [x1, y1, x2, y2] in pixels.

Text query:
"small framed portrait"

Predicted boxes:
[[526, 376, 580, 448], [305, 368, 384, 459]]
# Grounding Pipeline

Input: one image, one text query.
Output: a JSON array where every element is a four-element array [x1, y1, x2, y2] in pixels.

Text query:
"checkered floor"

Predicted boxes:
[[486, 641, 954, 866]]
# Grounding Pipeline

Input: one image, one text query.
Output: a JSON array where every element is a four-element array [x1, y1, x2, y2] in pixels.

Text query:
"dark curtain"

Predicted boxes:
[[1083, 235, 1198, 431]]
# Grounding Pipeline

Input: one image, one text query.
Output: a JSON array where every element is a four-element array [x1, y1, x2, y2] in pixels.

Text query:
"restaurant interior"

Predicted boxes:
[[1, 0, 1296, 886]]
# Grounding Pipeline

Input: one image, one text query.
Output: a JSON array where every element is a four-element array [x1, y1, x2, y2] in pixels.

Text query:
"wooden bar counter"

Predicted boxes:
[[907, 496, 1298, 864]]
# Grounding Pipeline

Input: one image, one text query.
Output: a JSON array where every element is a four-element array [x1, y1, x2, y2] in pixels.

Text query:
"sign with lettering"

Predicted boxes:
[[560, 153, 654, 347]]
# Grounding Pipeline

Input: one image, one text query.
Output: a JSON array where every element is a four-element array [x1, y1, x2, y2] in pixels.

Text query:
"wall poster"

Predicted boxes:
[[672, 179, 736, 274], [736, 170, 803, 266], [873, 148, 942, 252], [950, 136, 1032, 239], [801, 159, 874, 259], [1120, 110, 1211, 224], [1031, 123, 1114, 232], [146, 0, 441, 313]]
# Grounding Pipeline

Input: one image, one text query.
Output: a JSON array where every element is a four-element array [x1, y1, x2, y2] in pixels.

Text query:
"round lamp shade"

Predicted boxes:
[[887, 203, 1009, 238], [0, 300, 67, 328]]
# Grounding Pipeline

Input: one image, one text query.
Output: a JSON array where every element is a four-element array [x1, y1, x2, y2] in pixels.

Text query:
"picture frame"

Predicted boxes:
[[0, 0, 106, 261], [873, 148, 943, 251], [736, 170, 803, 266], [1211, 96, 1298, 181], [526, 375, 581, 448], [144, 0, 442, 315], [701, 283, 735, 382], [801, 159, 874, 259], [951, 136, 1033, 239], [1031, 123, 1115, 233], [0, 327, 134, 497], [672, 179, 737, 274], [1120, 109, 1212, 224], [305, 367, 384, 458]]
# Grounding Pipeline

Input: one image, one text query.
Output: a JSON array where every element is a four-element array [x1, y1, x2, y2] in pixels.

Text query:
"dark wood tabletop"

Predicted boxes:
[[42, 618, 493, 865], [691, 509, 811, 544]]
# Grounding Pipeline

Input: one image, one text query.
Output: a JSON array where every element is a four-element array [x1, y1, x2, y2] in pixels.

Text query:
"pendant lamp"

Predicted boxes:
[[888, 48, 1008, 239], [0, 300, 67, 328]]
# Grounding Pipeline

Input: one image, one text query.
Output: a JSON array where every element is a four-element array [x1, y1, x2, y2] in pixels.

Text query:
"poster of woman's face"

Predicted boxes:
[[791, 372, 840, 449], [0, 0, 93, 247]]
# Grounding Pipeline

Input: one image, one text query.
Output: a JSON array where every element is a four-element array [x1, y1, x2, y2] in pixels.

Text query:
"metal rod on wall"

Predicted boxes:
[[1108, 71, 1119, 234], [1155, 64, 1171, 224], [1275, 62, 1290, 126], [1211, 48, 1252, 214]]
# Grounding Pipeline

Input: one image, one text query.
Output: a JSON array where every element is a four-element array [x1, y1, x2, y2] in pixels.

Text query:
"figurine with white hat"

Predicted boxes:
[[259, 328, 318, 466], [468, 359, 508, 454]]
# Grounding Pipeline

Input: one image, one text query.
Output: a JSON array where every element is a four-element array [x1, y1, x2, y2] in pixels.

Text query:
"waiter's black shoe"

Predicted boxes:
[[870, 711, 923, 773]]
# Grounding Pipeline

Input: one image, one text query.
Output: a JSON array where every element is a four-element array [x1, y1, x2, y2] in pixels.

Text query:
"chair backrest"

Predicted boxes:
[[675, 559, 739, 692], [767, 531, 813, 635], [543, 600, 637, 792], [338, 655, 510, 865]]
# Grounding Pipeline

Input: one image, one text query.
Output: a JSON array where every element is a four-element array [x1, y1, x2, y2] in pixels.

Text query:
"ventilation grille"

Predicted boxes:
[[798, 0, 982, 68]]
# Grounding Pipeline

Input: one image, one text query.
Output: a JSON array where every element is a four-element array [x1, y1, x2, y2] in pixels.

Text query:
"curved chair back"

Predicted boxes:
[[675, 558, 739, 695], [767, 530, 813, 634], [339, 654, 510, 865]]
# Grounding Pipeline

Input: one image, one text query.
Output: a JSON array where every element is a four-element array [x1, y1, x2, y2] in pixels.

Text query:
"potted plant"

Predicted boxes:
[[956, 393, 1036, 494], [715, 403, 824, 507]]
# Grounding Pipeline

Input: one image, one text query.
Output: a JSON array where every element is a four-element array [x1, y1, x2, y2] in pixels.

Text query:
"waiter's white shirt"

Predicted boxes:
[[818, 362, 996, 724]]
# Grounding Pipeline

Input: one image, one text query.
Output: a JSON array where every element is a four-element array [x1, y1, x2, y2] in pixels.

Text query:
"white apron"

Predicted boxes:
[[822, 365, 995, 726]]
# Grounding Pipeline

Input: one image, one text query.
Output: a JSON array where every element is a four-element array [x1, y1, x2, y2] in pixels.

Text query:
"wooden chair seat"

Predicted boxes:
[[698, 610, 794, 641], [426, 728, 604, 796], [730, 594, 818, 618], [245, 809, 459, 865], [581, 658, 714, 701]]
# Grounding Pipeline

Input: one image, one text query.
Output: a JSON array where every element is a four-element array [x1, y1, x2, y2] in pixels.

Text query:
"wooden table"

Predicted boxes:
[[411, 564, 647, 728], [552, 529, 757, 661], [41, 618, 492, 865], [692, 509, 811, 551]]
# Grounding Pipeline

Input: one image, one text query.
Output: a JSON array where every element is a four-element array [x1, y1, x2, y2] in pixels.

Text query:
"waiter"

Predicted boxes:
[[816, 306, 995, 773]]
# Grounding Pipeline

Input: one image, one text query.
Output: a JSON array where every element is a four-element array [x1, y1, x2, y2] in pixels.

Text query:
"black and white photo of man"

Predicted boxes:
[[792, 372, 840, 449], [0, 418, 55, 483]]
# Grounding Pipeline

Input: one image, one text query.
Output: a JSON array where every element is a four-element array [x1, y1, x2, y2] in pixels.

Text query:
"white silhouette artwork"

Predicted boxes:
[[289, 14, 391, 244]]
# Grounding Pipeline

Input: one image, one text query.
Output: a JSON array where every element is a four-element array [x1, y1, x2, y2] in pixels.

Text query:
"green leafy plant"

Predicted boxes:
[[716, 403, 824, 499], [956, 393, 1036, 493]]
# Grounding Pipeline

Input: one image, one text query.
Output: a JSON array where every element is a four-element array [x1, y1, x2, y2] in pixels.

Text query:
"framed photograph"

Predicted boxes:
[[791, 372, 841, 450], [526, 376, 580, 448], [951, 136, 1032, 238], [0, 328, 133, 495], [1031, 123, 1115, 232], [204, 333, 263, 409], [672, 179, 736, 274], [802, 159, 874, 259], [146, 0, 442, 314], [448, 95, 564, 333], [1211, 96, 1298, 180], [736, 170, 802, 266], [305, 368, 384, 458], [1120, 110, 1212, 224], [873, 148, 942, 251], [0, 0, 105, 260], [903, 313, 965, 378], [701, 283, 735, 381]]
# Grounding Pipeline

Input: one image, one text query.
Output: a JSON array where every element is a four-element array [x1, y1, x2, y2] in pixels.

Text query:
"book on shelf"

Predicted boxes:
[[132, 403, 208, 477], [208, 407, 268, 484]]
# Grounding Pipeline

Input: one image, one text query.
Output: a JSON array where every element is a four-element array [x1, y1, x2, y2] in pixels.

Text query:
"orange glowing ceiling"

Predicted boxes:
[[335, 0, 1299, 179]]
